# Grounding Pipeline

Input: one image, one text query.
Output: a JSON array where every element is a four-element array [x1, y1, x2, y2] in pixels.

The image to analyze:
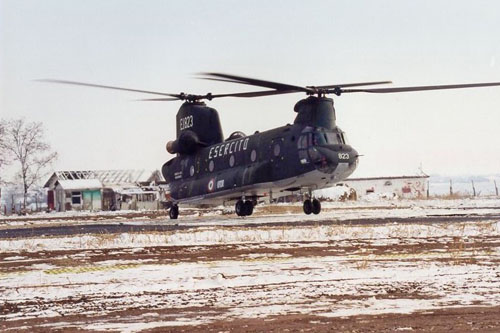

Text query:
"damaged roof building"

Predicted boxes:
[[44, 170, 165, 212]]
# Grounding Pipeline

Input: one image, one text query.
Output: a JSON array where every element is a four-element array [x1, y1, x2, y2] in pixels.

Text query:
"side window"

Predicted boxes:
[[337, 133, 343, 144], [71, 191, 81, 204], [339, 132, 347, 144], [298, 135, 308, 149]]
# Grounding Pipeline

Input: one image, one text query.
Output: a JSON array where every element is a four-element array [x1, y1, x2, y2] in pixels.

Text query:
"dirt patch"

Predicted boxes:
[[145, 306, 500, 333]]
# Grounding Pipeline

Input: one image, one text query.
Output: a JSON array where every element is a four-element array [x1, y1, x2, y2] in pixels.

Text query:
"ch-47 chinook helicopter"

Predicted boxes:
[[41, 73, 500, 219]]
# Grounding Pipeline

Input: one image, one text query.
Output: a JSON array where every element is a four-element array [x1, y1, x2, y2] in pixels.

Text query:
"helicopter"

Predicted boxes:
[[41, 73, 500, 219]]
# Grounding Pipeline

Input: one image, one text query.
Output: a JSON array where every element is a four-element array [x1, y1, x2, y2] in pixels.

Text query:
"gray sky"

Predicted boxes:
[[1, 0, 500, 179]]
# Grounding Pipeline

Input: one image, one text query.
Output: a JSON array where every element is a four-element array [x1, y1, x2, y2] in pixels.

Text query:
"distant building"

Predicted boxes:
[[340, 175, 429, 199], [44, 170, 166, 212]]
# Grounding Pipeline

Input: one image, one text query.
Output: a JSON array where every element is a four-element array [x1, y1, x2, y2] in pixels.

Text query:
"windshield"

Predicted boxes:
[[313, 131, 343, 145], [299, 129, 347, 148]]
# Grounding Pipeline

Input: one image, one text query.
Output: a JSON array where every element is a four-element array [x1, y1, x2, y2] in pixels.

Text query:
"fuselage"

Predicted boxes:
[[162, 123, 358, 205]]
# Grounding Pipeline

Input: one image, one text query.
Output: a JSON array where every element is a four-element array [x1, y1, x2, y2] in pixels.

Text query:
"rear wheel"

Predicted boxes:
[[243, 200, 254, 216], [169, 205, 179, 219], [303, 199, 312, 215]]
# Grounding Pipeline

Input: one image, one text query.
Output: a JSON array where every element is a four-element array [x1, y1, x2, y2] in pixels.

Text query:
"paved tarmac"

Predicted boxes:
[[2, 213, 499, 239]]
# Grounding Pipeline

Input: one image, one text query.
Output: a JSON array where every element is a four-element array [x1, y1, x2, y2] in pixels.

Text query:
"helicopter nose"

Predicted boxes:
[[313, 144, 358, 173], [316, 144, 357, 162]]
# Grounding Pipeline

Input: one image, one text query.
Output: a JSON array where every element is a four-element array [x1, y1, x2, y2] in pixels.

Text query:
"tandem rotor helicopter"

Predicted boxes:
[[41, 73, 500, 219]]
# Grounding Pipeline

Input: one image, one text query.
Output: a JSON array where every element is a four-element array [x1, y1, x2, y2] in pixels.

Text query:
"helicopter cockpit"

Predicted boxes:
[[297, 127, 355, 174]]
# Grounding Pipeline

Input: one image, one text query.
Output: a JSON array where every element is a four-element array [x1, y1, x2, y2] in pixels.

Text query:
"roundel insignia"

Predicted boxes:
[[208, 178, 215, 192]]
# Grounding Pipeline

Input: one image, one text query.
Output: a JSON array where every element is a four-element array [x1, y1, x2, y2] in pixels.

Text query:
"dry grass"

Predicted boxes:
[[426, 192, 471, 200], [91, 233, 120, 247], [254, 205, 304, 215], [354, 259, 370, 269]]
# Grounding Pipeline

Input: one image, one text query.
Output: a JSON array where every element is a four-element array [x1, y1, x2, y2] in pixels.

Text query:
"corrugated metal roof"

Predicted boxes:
[[57, 179, 103, 190], [45, 170, 163, 188]]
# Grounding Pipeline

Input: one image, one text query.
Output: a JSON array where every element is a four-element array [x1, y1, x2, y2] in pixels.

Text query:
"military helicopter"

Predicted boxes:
[[41, 73, 500, 219]]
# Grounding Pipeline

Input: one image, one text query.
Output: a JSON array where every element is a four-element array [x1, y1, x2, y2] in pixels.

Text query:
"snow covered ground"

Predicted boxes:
[[1, 198, 499, 332]]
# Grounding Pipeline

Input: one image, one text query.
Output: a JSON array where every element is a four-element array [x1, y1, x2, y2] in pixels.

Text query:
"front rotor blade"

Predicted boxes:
[[37, 79, 182, 98], [199, 72, 313, 93], [211, 89, 301, 98], [313, 81, 392, 89], [341, 82, 500, 94]]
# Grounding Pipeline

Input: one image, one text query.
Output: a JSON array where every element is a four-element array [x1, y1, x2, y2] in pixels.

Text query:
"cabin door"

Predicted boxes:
[[269, 137, 286, 178]]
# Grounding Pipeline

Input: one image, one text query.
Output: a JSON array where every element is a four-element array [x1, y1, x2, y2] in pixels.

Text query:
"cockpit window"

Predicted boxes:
[[299, 130, 347, 148], [325, 133, 339, 144], [313, 133, 327, 145], [313, 131, 344, 145]]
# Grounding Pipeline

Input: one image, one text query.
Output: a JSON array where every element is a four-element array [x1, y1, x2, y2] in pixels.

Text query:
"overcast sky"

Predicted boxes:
[[1, 0, 500, 179]]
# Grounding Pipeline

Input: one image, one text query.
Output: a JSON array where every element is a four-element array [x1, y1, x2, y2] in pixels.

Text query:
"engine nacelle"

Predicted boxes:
[[166, 130, 200, 155]]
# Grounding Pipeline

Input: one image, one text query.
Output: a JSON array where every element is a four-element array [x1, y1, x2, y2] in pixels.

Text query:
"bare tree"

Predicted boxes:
[[0, 121, 9, 183], [0, 119, 57, 208]]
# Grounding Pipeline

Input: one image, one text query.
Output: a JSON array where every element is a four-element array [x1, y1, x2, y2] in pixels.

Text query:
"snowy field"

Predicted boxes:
[[1, 198, 500, 332]]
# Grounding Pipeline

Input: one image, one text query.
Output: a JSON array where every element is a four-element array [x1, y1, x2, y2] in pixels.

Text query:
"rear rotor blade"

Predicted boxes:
[[137, 97, 182, 101], [341, 82, 500, 94], [138, 89, 301, 101], [37, 79, 182, 98]]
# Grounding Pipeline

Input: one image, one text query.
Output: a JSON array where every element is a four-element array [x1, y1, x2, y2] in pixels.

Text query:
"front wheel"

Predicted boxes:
[[235, 200, 244, 216], [303, 199, 312, 215], [312, 199, 321, 214]]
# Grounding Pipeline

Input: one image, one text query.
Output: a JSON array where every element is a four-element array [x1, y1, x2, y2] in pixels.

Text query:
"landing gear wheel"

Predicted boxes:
[[303, 199, 312, 215], [312, 199, 321, 215], [169, 205, 179, 219], [235, 200, 244, 216], [243, 200, 253, 216]]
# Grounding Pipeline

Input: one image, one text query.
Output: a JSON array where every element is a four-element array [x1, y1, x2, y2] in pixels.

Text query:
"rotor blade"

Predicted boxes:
[[137, 97, 182, 101], [199, 72, 313, 93], [211, 89, 301, 98], [37, 79, 182, 98], [138, 90, 300, 101], [341, 82, 500, 94], [312, 81, 392, 89]]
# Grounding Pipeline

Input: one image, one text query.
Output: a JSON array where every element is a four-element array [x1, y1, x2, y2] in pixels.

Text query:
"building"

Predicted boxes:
[[341, 175, 429, 199], [314, 174, 429, 201], [44, 170, 166, 212]]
